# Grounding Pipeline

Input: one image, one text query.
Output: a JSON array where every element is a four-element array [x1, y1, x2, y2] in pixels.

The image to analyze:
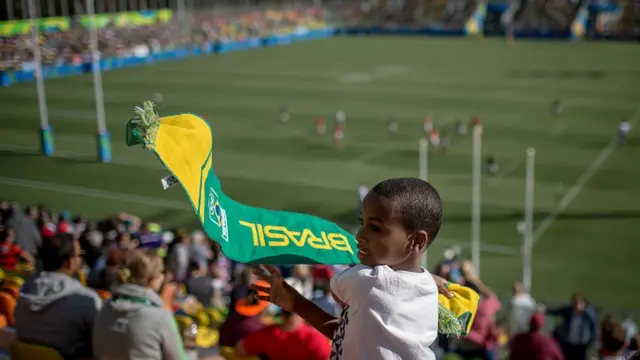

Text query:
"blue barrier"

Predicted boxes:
[[0, 28, 337, 87]]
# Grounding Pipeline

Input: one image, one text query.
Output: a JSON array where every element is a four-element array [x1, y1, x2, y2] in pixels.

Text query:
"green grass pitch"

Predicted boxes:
[[1, 37, 639, 316]]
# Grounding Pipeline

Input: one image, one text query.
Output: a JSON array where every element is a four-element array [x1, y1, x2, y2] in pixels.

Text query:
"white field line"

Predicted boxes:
[[532, 108, 640, 245], [0, 176, 191, 210]]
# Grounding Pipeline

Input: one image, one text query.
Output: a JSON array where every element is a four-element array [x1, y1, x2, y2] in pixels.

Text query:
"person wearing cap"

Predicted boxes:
[[234, 279, 331, 360], [509, 312, 564, 360], [218, 280, 269, 348]]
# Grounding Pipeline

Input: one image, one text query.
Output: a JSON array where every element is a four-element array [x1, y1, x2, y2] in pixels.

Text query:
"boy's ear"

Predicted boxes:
[[409, 231, 429, 253]]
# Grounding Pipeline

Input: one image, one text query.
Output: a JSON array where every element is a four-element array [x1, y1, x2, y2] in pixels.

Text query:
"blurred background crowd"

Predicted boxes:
[[1, 0, 636, 72], [0, 197, 638, 360], [0, 6, 331, 71]]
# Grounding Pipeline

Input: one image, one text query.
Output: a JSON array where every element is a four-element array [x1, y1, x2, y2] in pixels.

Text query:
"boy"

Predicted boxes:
[[252, 178, 449, 360]]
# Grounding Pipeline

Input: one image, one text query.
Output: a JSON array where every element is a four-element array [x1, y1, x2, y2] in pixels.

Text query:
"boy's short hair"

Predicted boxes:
[[371, 177, 443, 245]]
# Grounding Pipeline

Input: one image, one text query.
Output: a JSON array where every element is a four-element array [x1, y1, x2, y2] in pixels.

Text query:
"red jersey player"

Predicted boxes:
[[430, 128, 440, 149], [316, 116, 326, 136], [333, 124, 344, 148]]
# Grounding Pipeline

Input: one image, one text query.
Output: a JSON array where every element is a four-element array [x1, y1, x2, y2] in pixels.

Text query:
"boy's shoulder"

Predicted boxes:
[[337, 264, 437, 290]]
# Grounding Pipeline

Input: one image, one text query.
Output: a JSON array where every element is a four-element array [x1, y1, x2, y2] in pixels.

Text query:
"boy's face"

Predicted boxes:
[[356, 193, 426, 269]]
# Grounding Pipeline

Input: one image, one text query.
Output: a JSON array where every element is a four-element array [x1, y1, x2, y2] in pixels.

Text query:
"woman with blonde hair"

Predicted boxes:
[[92, 248, 190, 360]]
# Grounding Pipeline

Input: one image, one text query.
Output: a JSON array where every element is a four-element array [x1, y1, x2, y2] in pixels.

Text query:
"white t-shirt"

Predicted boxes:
[[509, 293, 536, 337], [329, 264, 438, 360]]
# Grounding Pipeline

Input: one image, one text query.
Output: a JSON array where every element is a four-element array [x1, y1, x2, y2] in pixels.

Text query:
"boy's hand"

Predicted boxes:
[[251, 265, 299, 312], [433, 275, 454, 298]]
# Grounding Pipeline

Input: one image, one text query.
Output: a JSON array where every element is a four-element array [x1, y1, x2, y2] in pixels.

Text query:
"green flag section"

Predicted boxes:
[[79, 9, 173, 29], [0, 17, 69, 36], [125, 101, 359, 265], [0, 9, 173, 36]]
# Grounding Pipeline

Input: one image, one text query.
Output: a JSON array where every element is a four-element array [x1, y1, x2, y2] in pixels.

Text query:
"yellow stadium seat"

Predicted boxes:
[[9, 340, 64, 360], [220, 346, 260, 360]]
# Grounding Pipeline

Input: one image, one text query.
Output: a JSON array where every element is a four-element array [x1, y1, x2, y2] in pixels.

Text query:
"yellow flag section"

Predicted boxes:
[[153, 114, 213, 223]]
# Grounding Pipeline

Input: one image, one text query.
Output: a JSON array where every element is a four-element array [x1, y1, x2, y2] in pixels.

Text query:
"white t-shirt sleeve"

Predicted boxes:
[[330, 264, 376, 306]]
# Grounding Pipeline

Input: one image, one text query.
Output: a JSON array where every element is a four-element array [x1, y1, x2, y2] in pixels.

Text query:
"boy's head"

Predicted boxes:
[[356, 177, 442, 270]]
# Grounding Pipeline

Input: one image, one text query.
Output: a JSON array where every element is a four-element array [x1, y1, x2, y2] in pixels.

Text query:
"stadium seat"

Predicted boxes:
[[9, 340, 64, 360], [220, 346, 260, 360], [0, 328, 15, 350], [2, 277, 23, 299], [0, 293, 16, 327]]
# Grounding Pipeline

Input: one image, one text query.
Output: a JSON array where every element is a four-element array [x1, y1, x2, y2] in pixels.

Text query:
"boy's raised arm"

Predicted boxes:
[[251, 265, 338, 339]]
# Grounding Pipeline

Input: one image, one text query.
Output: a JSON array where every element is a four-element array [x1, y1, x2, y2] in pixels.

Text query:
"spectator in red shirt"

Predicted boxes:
[[235, 280, 331, 360], [510, 312, 564, 360], [0, 226, 33, 271], [235, 310, 331, 360]]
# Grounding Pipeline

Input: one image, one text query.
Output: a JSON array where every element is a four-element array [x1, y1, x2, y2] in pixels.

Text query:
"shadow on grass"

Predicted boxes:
[[0, 149, 96, 165]]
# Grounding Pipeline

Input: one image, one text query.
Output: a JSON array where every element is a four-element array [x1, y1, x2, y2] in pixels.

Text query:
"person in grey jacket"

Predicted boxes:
[[15, 234, 102, 360], [92, 248, 190, 360]]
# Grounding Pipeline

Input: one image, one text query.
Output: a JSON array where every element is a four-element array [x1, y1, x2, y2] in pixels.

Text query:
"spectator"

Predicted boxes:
[[228, 267, 257, 317], [311, 281, 341, 317], [547, 293, 597, 360], [454, 261, 501, 360], [189, 230, 212, 269], [160, 269, 179, 312], [93, 248, 188, 360], [218, 279, 269, 347], [285, 264, 313, 300], [15, 234, 102, 359], [184, 260, 215, 307], [509, 312, 564, 360], [509, 281, 536, 338], [0, 226, 33, 271], [234, 280, 331, 360], [4, 203, 41, 254], [91, 268, 113, 301], [600, 315, 632, 360], [167, 229, 191, 282]]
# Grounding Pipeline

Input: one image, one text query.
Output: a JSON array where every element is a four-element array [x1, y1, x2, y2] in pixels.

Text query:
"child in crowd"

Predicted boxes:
[[253, 177, 449, 360]]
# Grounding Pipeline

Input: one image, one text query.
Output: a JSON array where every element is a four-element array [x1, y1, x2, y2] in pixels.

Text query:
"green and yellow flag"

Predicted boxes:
[[126, 101, 358, 265]]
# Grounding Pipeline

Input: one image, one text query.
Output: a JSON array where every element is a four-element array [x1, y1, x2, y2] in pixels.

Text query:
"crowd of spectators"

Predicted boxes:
[[432, 249, 640, 360], [0, 7, 330, 72], [1, 198, 639, 360]]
